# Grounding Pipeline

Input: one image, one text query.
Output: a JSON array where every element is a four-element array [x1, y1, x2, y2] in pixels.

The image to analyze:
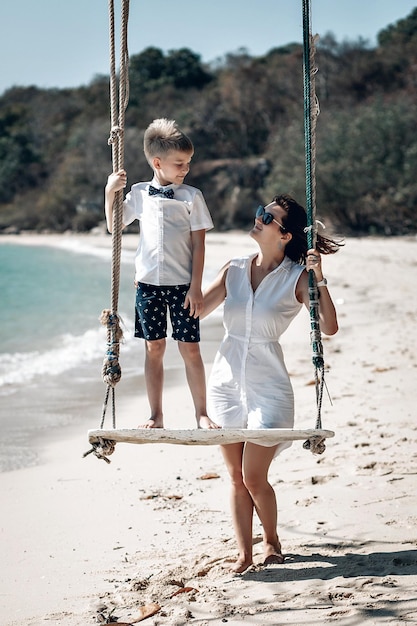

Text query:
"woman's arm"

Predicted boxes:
[[296, 250, 339, 336], [200, 262, 230, 320]]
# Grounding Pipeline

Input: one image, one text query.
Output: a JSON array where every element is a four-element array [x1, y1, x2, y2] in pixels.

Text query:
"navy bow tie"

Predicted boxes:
[[148, 185, 174, 199]]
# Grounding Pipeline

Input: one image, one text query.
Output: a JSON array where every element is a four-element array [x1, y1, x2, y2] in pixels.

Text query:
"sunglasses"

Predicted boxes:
[[255, 205, 286, 230]]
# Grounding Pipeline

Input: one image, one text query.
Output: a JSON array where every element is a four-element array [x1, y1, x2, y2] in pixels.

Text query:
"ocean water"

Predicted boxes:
[[0, 240, 140, 472], [0, 239, 224, 472]]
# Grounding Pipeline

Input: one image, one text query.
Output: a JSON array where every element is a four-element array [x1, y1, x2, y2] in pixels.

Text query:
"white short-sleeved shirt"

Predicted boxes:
[[123, 179, 214, 285], [207, 254, 305, 454]]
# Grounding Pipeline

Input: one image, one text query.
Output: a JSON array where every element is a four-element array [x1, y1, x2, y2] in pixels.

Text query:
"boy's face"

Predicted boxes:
[[152, 150, 193, 186]]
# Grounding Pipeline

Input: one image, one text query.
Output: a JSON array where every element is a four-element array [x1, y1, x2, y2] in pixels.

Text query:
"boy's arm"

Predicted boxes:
[[104, 170, 127, 233], [184, 229, 206, 318]]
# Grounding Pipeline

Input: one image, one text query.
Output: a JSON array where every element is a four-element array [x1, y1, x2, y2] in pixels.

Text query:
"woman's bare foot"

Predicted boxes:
[[263, 552, 284, 565], [263, 541, 284, 565], [230, 558, 253, 574], [138, 417, 164, 429], [198, 415, 221, 429]]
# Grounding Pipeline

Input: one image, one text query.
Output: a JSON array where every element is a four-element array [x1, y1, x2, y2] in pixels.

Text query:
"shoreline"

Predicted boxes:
[[1, 232, 417, 624]]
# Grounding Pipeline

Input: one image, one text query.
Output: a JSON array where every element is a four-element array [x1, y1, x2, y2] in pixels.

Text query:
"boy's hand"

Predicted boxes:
[[184, 286, 203, 318], [106, 169, 127, 192]]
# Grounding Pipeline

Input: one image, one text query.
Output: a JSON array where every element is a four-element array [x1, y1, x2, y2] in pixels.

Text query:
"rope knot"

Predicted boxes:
[[312, 355, 324, 368], [108, 125, 123, 145], [102, 354, 122, 386], [303, 219, 326, 235], [100, 309, 123, 386], [303, 435, 326, 455], [83, 437, 116, 463], [310, 329, 323, 343], [100, 309, 124, 342]]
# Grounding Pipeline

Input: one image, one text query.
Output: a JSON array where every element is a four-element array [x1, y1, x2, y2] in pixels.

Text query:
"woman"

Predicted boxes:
[[202, 194, 341, 573]]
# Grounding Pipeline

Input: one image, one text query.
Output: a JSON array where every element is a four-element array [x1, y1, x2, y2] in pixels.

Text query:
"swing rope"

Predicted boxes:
[[301, 0, 327, 455], [84, 0, 130, 463], [102, 0, 129, 386]]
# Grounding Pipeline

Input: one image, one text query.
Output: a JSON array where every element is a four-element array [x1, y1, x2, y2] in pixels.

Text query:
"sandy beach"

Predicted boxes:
[[1, 231, 417, 625]]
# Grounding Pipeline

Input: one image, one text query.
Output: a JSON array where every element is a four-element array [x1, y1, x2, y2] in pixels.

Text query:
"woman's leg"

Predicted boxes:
[[220, 443, 255, 573], [242, 443, 284, 564]]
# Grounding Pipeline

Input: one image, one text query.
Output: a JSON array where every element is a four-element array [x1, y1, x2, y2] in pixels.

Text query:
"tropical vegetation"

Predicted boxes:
[[1, 8, 417, 235]]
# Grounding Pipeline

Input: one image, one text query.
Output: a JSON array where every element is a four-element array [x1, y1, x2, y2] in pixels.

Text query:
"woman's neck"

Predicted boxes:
[[251, 250, 285, 292], [254, 249, 285, 272]]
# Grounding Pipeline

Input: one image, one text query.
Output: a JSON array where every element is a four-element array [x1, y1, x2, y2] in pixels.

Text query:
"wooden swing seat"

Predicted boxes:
[[88, 428, 335, 447]]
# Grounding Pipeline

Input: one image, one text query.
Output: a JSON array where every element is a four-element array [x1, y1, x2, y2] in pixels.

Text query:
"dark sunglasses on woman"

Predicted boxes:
[[255, 205, 286, 230]]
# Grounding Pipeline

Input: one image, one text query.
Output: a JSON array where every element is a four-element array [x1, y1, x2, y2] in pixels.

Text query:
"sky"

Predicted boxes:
[[0, 0, 416, 95]]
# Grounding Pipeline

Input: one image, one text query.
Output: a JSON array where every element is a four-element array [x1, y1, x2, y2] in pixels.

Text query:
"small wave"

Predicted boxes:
[[0, 322, 135, 394], [53, 237, 136, 265]]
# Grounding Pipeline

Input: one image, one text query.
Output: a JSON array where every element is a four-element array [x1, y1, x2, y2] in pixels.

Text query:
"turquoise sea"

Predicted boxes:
[[0, 238, 223, 473], [0, 239, 140, 472]]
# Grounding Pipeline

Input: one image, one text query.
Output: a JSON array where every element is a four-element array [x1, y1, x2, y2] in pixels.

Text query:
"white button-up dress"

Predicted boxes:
[[207, 254, 305, 452]]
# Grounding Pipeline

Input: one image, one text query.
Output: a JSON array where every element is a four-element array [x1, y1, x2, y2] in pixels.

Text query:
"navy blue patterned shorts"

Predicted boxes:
[[135, 283, 200, 342]]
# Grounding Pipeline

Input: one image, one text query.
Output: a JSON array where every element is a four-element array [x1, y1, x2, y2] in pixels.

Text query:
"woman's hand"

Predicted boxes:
[[301, 248, 338, 335], [306, 248, 324, 282]]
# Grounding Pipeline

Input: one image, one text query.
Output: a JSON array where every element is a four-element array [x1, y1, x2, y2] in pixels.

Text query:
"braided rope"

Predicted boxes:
[[85, 1, 130, 462], [101, 0, 129, 387], [302, 0, 327, 454]]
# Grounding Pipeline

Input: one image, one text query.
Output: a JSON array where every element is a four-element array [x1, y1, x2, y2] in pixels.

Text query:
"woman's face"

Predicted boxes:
[[264, 201, 287, 226], [251, 202, 287, 239]]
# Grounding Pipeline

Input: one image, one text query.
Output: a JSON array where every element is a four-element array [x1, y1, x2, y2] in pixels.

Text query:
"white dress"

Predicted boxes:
[[207, 254, 305, 452]]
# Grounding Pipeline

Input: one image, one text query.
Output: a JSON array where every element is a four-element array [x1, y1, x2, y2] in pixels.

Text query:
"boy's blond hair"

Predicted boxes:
[[143, 118, 194, 164]]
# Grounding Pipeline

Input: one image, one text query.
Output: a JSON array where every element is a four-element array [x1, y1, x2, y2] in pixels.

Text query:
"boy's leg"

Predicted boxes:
[[135, 283, 168, 428], [167, 284, 220, 429], [177, 341, 220, 429], [140, 338, 166, 428]]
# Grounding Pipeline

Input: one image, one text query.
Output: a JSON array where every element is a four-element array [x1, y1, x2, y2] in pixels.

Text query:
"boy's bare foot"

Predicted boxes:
[[138, 417, 164, 429], [230, 558, 253, 574], [198, 415, 221, 429], [263, 541, 284, 565]]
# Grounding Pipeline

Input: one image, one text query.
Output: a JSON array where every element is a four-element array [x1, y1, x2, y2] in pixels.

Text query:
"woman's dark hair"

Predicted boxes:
[[273, 194, 343, 264]]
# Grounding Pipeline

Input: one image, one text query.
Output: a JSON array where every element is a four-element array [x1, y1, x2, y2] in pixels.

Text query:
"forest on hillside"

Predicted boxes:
[[1, 8, 417, 236]]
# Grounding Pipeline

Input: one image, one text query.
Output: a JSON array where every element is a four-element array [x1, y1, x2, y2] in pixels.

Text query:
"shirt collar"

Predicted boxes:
[[150, 178, 179, 191]]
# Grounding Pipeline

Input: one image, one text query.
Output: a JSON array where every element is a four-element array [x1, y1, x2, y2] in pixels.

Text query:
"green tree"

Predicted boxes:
[[378, 7, 417, 47], [317, 99, 417, 234], [0, 103, 45, 203], [166, 48, 212, 89]]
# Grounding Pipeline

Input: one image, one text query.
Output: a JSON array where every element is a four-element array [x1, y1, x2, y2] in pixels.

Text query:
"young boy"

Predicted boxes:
[[105, 118, 219, 429]]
